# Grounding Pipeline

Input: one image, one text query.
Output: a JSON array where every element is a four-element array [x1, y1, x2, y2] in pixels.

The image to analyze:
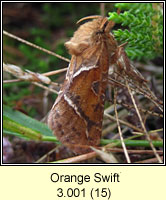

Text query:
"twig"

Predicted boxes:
[[48, 152, 97, 163], [108, 98, 163, 118], [135, 156, 163, 163], [114, 88, 131, 163], [3, 63, 51, 84], [100, 3, 105, 16], [125, 78, 162, 163], [3, 79, 21, 83], [91, 146, 118, 163], [42, 68, 67, 76], [3, 30, 70, 63], [138, 84, 163, 112], [133, 128, 163, 137], [32, 82, 58, 94], [106, 148, 163, 155], [3, 63, 59, 94], [35, 146, 60, 163], [104, 112, 144, 133], [109, 73, 163, 112]]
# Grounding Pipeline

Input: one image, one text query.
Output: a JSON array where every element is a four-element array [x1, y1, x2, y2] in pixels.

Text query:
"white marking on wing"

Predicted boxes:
[[64, 94, 89, 138], [73, 64, 98, 78]]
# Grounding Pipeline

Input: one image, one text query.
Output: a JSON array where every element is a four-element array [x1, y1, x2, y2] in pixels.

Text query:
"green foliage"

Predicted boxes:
[[3, 79, 32, 108], [18, 28, 54, 73], [108, 3, 163, 61], [3, 105, 57, 140], [101, 139, 163, 148], [42, 3, 74, 28], [3, 105, 163, 148]]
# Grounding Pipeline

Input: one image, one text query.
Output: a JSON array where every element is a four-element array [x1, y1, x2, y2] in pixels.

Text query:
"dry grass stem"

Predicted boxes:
[[114, 88, 131, 163], [3, 63, 59, 94], [104, 112, 144, 133], [42, 68, 68, 76], [3, 63, 51, 84], [3, 79, 21, 83], [125, 78, 162, 163], [32, 82, 58, 94], [100, 3, 105, 16], [109, 72, 163, 113], [91, 147, 118, 163], [138, 85, 163, 112], [106, 148, 163, 155], [133, 128, 163, 136], [35, 146, 60, 163], [3, 30, 70, 63], [109, 98, 163, 118], [50, 152, 97, 163], [135, 156, 163, 163]]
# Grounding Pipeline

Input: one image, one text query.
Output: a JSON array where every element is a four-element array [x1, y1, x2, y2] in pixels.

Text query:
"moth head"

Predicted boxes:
[[65, 15, 115, 56]]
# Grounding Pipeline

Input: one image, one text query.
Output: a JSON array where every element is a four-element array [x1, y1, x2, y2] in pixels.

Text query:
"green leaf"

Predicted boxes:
[[3, 105, 53, 137], [3, 129, 30, 140], [3, 105, 61, 144]]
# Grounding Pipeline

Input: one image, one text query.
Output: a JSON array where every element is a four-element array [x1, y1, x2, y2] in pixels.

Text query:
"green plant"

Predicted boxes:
[[3, 105, 163, 148], [108, 3, 163, 60]]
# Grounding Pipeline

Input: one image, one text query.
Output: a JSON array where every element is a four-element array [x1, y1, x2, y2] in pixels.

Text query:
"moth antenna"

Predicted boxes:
[[118, 42, 128, 48], [104, 8, 121, 32], [105, 20, 115, 32], [117, 8, 121, 15], [99, 17, 115, 33], [76, 15, 101, 24]]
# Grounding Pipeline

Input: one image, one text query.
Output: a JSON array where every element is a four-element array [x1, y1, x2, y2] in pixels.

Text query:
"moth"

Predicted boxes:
[[48, 16, 146, 154]]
